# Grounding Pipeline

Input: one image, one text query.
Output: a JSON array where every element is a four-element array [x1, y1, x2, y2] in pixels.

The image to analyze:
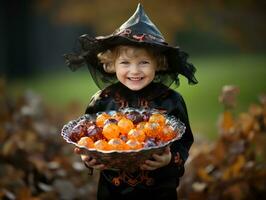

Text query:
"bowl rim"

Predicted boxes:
[[61, 108, 186, 154]]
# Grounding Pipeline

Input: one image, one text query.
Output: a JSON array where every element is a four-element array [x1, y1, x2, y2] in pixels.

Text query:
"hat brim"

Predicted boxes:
[[64, 34, 198, 89]]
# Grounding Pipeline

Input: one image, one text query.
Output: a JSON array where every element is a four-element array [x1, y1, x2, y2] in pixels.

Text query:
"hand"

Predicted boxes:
[[74, 147, 106, 170], [140, 146, 171, 171], [174, 152, 182, 165]]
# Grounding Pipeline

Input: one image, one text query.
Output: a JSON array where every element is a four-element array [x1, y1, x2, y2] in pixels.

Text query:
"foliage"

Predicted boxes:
[[0, 79, 98, 200], [178, 87, 266, 200]]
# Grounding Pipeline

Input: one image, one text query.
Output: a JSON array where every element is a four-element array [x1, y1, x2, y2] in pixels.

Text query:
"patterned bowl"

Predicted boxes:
[[61, 108, 186, 172]]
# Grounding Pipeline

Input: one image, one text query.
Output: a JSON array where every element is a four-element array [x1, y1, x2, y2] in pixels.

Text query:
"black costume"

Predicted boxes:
[[64, 3, 198, 200], [85, 82, 193, 200]]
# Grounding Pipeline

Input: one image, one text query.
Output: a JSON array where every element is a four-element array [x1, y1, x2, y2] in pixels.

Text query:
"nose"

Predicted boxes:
[[129, 64, 140, 74]]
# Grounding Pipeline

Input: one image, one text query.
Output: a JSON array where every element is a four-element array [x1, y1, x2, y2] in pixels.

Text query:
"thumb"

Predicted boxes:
[[164, 146, 170, 154], [74, 147, 86, 155]]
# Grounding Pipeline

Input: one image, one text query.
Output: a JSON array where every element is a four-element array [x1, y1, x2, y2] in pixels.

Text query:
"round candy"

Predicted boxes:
[[126, 111, 143, 124], [144, 122, 162, 139], [149, 113, 166, 125], [77, 137, 95, 148], [94, 140, 111, 151], [70, 124, 87, 142], [108, 138, 129, 150], [126, 139, 143, 150], [112, 112, 124, 121], [117, 118, 134, 135], [96, 113, 111, 127], [128, 129, 146, 142], [86, 125, 103, 141], [102, 123, 120, 140], [160, 126, 177, 141], [104, 118, 118, 126]]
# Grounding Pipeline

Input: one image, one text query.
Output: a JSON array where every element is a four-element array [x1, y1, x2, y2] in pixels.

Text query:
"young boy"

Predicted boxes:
[[65, 4, 197, 200]]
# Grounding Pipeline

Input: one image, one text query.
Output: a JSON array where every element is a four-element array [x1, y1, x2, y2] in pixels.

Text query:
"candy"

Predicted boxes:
[[117, 118, 134, 135], [69, 110, 179, 152], [102, 123, 120, 140], [144, 122, 162, 139], [125, 111, 143, 124], [94, 140, 111, 151], [77, 137, 94, 148], [108, 138, 129, 150], [126, 139, 142, 150], [128, 129, 146, 142], [160, 126, 177, 141], [149, 113, 166, 125], [96, 113, 111, 127], [104, 118, 118, 126], [86, 125, 103, 141]]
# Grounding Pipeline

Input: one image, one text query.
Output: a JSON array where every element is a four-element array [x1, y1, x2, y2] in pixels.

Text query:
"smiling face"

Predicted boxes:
[[114, 46, 157, 91]]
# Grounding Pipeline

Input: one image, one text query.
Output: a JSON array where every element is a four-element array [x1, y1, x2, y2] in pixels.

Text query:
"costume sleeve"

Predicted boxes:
[[168, 92, 194, 175], [85, 90, 117, 114], [85, 91, 102, 114]]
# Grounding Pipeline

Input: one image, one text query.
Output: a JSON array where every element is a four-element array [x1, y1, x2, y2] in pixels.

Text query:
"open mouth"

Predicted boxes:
[[128, 77, 144, 81]]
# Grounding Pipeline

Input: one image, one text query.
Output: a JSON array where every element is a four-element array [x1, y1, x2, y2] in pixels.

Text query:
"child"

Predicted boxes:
[[64, 3, 197, 200]]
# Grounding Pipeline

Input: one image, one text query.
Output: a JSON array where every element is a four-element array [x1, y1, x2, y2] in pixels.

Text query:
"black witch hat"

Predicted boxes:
[[64, 3, 198, 89]]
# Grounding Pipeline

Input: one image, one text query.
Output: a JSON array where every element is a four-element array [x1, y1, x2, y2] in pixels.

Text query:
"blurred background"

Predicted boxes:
[[1, 0, 265, 199]]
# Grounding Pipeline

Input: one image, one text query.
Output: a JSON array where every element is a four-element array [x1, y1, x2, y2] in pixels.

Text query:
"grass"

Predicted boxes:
[[7, 53, 266, 140]]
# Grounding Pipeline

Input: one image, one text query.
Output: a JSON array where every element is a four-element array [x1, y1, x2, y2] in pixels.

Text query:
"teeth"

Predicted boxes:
[[129, 77, 142, 80]]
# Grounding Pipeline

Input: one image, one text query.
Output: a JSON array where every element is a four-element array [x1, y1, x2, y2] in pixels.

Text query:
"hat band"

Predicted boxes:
[[116, 28, 167, 45]]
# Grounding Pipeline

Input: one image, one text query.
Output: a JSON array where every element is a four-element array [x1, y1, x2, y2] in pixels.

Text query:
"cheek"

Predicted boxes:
[[147, 68, 156, 79], [115, 67, 126, 80]]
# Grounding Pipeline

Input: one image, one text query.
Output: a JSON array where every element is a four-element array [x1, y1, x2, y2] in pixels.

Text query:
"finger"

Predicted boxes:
[[174, 152, 182, 164], [140, 163, 157, 171], [152, 149, 171, 162], [85, 159, 106, 170], [83, 156, 93, 163], [81, 154, 91, 162], [152, 153, 164, 162], [145, 159, 161, 168], [152, 153, 165, 162], [165, 146, 170, 153], [74, 147, 85, 155], [93, 164, 106, 170], [84, 158, 97, 166], [74, 147, 83, 154]]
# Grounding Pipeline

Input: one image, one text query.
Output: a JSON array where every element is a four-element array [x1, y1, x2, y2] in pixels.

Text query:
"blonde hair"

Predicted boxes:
[[97, 45, 168, 73]]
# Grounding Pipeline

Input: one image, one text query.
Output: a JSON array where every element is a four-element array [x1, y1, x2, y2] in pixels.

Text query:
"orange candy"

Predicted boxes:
[[77, 137, 95, 148], [149, 113, 166, 125], [108, 138, 129, 150], [160, 126, 177, 141], [112, 112, 124, 121], [73, 110, 178, 152], [126, 139, 143, 150], [128, 129, 146, 142], [117, 118, 134, 135], [144, 122, 162, 138], [96, 113, 111, 127], [94, 140, 111, 151], [102, 123, 120, 140], [136, 121, 146, 130]]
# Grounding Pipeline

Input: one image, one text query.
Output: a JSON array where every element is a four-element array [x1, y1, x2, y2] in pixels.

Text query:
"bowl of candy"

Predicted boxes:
[[61, 108, 185, 171]]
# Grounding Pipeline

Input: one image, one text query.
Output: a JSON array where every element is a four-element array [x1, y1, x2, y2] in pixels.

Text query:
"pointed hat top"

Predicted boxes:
[[107, 3, 166, 44], [116, 3, 165, 41]]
